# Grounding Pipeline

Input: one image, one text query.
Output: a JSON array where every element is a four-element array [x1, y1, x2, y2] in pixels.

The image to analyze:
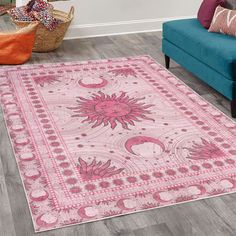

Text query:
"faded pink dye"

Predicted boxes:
[[0, 56, 236, 232]]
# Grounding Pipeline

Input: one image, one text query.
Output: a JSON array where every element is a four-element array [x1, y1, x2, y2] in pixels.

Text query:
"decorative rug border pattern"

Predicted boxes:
[[0, 56, 236, 232]]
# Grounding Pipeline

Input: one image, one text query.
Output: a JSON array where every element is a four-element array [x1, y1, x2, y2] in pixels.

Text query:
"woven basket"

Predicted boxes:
[[11, 6, 74, 52]]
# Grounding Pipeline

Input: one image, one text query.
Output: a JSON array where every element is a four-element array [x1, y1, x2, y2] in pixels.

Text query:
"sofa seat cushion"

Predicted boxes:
[[163, 18, 236, 80]]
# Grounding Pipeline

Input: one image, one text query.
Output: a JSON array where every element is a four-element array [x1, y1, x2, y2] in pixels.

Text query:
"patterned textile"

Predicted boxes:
[[8, 6, 36, 21], [33, 10, 61, 31], [30, 0, 53, 12], [209, 5, 236, 37], [1, 56, 236, 232], [8, 0, 60, 31]]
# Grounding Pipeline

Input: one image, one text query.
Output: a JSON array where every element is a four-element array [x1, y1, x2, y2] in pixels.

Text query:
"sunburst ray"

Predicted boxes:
[[68, 92, 155, 130]]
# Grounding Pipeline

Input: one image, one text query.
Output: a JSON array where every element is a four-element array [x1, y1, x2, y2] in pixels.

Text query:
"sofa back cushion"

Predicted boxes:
[[225, 0, 236, 9], [209, 5, 236, 37], [0, 23, 37, 65], [198, 0, 225, 28]]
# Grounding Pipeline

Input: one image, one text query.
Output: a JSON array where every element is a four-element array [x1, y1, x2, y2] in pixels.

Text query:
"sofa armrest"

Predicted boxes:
[[232, 60, 236, 80]]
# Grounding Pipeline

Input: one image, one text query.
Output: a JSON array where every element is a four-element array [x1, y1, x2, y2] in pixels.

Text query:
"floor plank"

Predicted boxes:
[[0, 116, 16, 236], [120, 223, 174, 236]]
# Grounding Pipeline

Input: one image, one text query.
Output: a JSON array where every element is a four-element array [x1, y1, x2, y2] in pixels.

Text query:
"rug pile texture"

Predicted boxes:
[[0, 56, 236, 232]]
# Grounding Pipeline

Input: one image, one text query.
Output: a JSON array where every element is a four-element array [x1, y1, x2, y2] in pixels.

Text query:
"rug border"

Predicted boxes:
[[0, 55, 236, 233]]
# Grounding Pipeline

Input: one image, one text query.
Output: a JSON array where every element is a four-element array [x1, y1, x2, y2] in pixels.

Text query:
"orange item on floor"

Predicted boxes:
[[0, 23, 38, 65]]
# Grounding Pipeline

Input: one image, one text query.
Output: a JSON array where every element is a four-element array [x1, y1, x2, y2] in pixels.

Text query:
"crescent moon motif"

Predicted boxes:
[[117, 198, 137, 210], [36, 213, 58, 228], [125, 136, 165, 155], [78, 206, 98, 218], [187, 185, 206, 195], [220, 178, 236, 189], [78, 77, 108, 89]]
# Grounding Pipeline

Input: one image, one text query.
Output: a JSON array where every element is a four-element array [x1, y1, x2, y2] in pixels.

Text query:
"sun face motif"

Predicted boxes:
[[68, 92, 155, 130], [186, 138, 225, 160], [109, 68, 137, 77], [33, 75, 60, 87], [77, 158, 124, 181]]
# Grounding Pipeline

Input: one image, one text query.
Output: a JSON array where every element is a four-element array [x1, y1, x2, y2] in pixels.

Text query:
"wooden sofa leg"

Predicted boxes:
[[165, 55, 170, 69], [231, 99, 236, 118]]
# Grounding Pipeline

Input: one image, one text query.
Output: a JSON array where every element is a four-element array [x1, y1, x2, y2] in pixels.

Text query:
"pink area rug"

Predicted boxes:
[[1, 56, 236, 232]]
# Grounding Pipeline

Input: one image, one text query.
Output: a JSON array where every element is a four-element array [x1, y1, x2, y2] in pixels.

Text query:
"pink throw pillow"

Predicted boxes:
[[198, 0, 225, 29], [209, 5, 236, 37]]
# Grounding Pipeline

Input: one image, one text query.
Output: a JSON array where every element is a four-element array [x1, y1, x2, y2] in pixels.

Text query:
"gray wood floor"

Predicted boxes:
[[1, 15, 236, 236]]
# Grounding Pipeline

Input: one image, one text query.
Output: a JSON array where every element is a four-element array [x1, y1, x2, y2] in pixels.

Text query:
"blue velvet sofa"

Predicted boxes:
[[162, 18, 236, 118]]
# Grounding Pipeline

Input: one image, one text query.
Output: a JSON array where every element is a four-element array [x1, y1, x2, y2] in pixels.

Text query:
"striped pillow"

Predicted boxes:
[[209, 5, 236, 37]]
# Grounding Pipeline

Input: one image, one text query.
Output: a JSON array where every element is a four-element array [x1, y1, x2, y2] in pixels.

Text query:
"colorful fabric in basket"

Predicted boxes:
[[28, 0, 53, 13], [9, 6, 36, 21], [33, 10, 62, 31], [8, 0, 61, 31]]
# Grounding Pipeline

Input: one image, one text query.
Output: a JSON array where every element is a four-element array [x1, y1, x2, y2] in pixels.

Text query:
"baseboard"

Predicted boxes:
[[64, 15, 196, 40]]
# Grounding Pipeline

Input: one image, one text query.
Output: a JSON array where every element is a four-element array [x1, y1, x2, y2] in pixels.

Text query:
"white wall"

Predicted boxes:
[[17, 0, 202, 39]]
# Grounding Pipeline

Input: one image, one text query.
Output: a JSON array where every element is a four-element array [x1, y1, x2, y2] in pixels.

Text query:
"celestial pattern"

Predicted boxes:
[[33, 75, 60, 87], [78, 77, 108, 89], [109, 68, 137, 77], [0, 56, 236, 232], [125, 136, 165, 155], [68, 91, 155, 130], [186, 138, 225, 160], [77, 158, 124, 181]]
